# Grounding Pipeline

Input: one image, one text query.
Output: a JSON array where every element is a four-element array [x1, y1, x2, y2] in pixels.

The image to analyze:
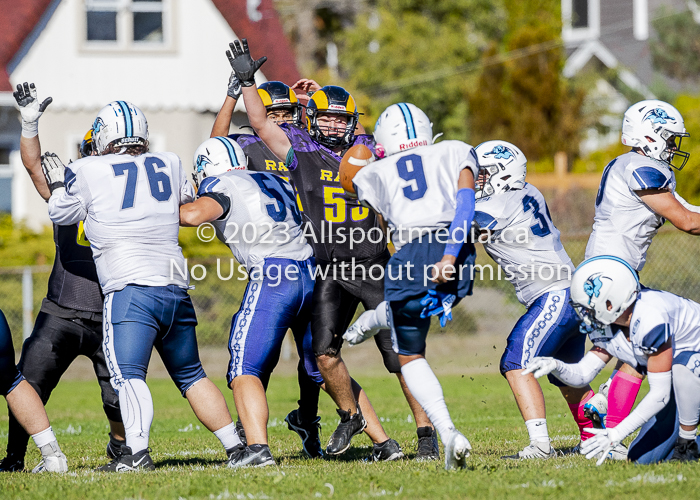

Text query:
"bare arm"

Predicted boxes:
[[180, 197, 224, 227], [20, 135, 50, 201], [211, 96, 237, 138], [638, 189, 700, 234], [240, 85, 291, 161], [673, 191, 700, 214]]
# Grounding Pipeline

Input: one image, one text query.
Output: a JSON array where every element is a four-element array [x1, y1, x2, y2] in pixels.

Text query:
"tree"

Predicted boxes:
[[650, 9, 700, 82], [336, 0, 508, 138]]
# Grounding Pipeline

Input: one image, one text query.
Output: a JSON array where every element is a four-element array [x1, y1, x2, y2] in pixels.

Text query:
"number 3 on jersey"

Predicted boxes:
[[522, 195, 551, 237], [112, 156, 173, 209]]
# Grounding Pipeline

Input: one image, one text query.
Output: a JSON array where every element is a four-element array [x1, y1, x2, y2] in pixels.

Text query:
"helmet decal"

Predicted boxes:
[[643, 108, 674, 125], [484, 145, 515, 164], [397, 103, 417, 140], [116, 101, 133, 137], [214, 136, 240, 168], [195, 154, 212, 174], [583, 274, 604, 305], [93, 117, 105, 134]]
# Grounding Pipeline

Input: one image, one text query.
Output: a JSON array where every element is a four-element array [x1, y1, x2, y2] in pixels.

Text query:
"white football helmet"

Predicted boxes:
[[621, 100, 690, 169], [373, 103, 433, 157], [192, 137, 247, 189], [570, 256, 640, 328], [473, 140, 526, 199], [92, 101, 148, 154]]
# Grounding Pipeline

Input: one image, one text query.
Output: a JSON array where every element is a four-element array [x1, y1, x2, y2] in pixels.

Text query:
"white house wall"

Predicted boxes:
[[9, 0, 267, 112]]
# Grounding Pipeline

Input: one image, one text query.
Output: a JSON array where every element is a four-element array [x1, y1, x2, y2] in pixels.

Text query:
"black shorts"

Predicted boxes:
[[18, 310, 121, 421], [311, 251, 400, 373]]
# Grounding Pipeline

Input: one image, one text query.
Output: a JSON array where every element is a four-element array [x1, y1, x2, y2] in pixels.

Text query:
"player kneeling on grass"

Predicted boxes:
[[470, 141, 597, 459], [342, 103, 478, 470], [0, 308, 67, 472], [45, 102, 242, 472], [525, 256, 700, 464], [180, 137, 322, 468]]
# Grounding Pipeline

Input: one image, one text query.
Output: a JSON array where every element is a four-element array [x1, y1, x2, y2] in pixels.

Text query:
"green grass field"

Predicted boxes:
[[0, 371, 696, 500]]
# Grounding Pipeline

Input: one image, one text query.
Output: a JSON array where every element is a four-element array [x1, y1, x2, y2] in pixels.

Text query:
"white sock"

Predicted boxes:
[[679, 428, 697, 440], [31, 427, 57, 449], [525, 418, 550, 445], [119, 379, 154, 454], [213, 422, 242, 451], [400, 358, 455, 445]]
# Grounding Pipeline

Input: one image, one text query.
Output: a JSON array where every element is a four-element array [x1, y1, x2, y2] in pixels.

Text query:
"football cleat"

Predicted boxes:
[[226, 444, 276, 468], [670, 437, 700, 462], [444, 431, 471, 470], [96, 446, 154, 472], [502, 441, 556, 460], [284, 409, 323, 458], [0, 454, 24, 472], [584, 392, 608, 429], [326, 408, 367, 456], [31, 442, 68, 473], [106, 433, 126, 460], [415, 426, 440, 461], [367, 439, 404, 462], [235, 419, 247, 447]]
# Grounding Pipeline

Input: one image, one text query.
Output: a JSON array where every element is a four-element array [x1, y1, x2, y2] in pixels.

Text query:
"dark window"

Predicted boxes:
[[87, 10, 117, 41], [572, 0, 589, 29], [0, 148, 10, 165], [133, 12, 163, 42]]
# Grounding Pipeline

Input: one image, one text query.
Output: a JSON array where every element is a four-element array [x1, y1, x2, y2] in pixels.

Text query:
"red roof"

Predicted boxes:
[[0, 0, 299, 93]]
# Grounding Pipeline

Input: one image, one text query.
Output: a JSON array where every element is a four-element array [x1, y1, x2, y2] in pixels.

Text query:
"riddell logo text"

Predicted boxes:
[[400, 140, 429, 150]]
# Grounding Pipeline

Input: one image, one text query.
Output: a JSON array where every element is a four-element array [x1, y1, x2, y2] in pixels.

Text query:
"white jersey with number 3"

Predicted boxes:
[[473, 183, 574, 307], [198, 170, 312, 272], [48, 152, 193, 293], [352, 140, 479, 251]]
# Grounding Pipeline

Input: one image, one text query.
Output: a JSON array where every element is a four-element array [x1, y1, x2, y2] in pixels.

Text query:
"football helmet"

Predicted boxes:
[[473, 140, 526, 199], [306, 85, 359, 149], [92, 101, 148, 154], [192, 136, 247, 189], [258, 81, 302, 124], [621, 100, 690, 170], [570, 256, 640, 328], [79, 129, 94, 158], [373, 103, 433, 157]]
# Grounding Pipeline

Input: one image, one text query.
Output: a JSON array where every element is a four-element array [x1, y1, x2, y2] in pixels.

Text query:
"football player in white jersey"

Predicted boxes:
[[180, 137, 321, 467], [345, 103, 478, 470], [470, 141, 597, 459], [45, 102, 242, 471], [584, 100, 700, 444], [526, 256, 700, 463]]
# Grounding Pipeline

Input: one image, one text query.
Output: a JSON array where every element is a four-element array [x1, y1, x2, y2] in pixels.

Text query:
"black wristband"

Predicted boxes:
[[48, 181, 65, 194]]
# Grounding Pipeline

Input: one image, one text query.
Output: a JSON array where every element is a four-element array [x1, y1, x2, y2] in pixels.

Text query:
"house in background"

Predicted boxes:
[[561, 0, 694, 153], [0, 0, 299, 230]]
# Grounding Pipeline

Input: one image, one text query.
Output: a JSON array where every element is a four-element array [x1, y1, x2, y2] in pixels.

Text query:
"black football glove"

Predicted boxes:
[[227, 72, 242, 99], [41, 152, 65, 194], [226, 38, 267, 87], [14, 82, 52, 138]]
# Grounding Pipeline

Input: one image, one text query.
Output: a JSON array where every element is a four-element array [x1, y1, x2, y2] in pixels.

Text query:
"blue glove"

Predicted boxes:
[[419, 290, 456, 327]]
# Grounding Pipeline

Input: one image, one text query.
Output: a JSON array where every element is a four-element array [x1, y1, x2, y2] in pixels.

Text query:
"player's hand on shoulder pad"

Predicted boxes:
[[580, 427, 621, 466], [522, 357, 557, 379], [226, 39, 267, 87], [41, 152, 65, 194], [14, 82, 52, 137]]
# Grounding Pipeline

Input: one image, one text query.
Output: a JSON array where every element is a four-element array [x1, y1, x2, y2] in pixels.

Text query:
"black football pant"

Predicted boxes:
[[5, 312, 121, 459], [311, 252, 400, 374]]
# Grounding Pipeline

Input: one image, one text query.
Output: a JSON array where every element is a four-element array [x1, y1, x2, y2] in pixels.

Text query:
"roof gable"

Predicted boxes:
[[0, 0, 299, 93]]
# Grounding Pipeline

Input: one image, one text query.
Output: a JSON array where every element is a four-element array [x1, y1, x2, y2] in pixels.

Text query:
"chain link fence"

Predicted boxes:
[[1, 228, 698, 349]]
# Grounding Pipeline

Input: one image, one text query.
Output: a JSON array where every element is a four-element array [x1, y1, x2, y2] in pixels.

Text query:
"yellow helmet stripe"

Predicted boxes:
[[258, 89, 274, 107], [312, 90, 329, 111]]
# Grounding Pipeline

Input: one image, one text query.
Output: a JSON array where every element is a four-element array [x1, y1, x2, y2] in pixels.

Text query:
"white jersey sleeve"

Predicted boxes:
[[49, 152, 190, 294], [200, 171, 313, 272], [173, 152, 195, 205], [48, 160, 92, 226], [586, 152, 676, 271], [674, 191, 700, 213], [353, 140, 478, 251], [473, 184, 574, 307]]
